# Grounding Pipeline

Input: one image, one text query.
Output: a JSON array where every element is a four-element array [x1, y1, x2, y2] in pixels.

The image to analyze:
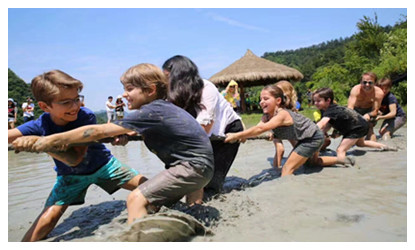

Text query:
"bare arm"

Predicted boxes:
[[11, 133, 88, 166], [377, 103, 397, 120], [370, 87, 384, 118], [347, 86, 358, 109], [201, 122, 214, 134], [8, 128, 23, 144], [107, 103, 116, 109], [316, 117, 332, 133], [33, 123, 133, 152], [47, 146, 88, 166], [225, 111, 291, 143]]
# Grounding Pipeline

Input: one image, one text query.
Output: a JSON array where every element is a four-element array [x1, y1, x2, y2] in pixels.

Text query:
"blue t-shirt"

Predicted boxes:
[[380, 92, 406, 117], [17, 107, 112, 176], [114, 99, 214, 171]]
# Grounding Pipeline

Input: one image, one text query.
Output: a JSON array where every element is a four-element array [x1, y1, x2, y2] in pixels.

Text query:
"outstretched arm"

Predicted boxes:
[[225, 112, 289, 143], [316, 117, 332, 133], [33, 123, 133, 152], [376, 103, 397, 120], [11, 134, 88, 166]]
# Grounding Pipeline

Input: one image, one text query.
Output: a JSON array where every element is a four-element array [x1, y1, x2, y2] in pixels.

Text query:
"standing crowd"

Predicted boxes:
[[8, 55, 405, 241], [8, 97, 35, 129]]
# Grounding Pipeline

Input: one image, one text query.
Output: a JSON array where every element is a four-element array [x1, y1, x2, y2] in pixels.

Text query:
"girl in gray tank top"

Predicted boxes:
[[225, 84, 325, 177]]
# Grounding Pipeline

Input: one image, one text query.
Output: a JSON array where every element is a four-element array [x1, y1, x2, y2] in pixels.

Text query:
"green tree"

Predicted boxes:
[[8, 68, 43, 125], [307, 64, 351, 105]]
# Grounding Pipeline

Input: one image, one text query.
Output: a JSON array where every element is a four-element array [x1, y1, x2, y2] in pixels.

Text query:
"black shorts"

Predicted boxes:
[[343, 122, 369, 139]]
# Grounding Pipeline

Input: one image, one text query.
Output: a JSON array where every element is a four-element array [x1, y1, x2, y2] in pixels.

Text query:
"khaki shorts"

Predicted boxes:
[[138, 162, 213, 206]]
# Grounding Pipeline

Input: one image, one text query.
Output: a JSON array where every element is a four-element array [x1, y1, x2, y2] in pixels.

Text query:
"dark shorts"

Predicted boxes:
[[138, 162, 213, 206], [343, 122, 369, 139], [354, 107, 376, 125], [292, 129, 324, 158], [45, 157, 138, 207]]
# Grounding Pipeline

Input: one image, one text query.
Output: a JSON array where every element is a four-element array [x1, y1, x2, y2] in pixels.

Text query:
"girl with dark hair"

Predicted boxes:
[[225, 84, 325, 176], [163, 55, 243, 198], [162, 55, 204, 118]]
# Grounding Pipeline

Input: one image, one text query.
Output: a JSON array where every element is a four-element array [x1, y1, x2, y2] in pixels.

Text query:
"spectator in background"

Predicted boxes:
[[22, 97, 35, 123], [106, 96, 115, 123], [115, 95, 126, 120], [8, 98, 18, 129], [221, 80, 240, 112]]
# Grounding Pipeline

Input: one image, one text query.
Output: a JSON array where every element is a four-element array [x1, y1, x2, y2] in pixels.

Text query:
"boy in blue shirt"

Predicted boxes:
[[9, 70, 145, 241], [19, 64, 214, 225]]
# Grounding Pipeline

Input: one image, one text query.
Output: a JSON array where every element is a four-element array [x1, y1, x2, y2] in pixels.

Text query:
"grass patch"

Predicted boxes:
[[240, 108, 318, 128]]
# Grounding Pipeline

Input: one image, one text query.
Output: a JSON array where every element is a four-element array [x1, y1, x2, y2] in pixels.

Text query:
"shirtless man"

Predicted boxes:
[[347, 72, 384, 141]]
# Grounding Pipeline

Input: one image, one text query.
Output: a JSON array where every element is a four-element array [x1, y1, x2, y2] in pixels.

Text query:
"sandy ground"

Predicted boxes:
[[8, 128, 407, 242]]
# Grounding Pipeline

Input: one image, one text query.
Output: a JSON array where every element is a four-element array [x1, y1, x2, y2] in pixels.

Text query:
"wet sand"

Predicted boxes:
[[8, 128, 407, 242]]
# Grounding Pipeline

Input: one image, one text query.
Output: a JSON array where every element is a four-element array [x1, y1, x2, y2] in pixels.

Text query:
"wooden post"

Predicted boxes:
[[240, 84, 246, 113]]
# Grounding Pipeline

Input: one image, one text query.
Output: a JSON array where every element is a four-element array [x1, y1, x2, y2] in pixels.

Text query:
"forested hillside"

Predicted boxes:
[[262, 14, 407, 105]]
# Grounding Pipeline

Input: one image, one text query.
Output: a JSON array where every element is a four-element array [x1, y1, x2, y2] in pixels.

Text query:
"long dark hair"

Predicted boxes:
[[162, 55, 204, 118]]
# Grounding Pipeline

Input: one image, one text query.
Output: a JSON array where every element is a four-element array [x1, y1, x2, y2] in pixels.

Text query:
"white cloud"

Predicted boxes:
[[205, 11, 269, 33]]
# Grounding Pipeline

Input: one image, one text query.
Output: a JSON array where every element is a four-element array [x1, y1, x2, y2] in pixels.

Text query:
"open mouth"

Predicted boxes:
[[65, 110, 78, 116]]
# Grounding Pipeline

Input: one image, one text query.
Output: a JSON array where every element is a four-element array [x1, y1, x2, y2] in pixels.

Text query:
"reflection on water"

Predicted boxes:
[[8, 141, 164, 235]]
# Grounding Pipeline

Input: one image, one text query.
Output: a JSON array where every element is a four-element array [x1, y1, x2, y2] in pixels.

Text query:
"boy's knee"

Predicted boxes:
[[127, 189, 146, 206]]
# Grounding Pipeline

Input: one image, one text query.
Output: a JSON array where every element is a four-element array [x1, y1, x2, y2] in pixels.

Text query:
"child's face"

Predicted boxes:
[[122, 84, 152, 110], [260, 89, 280, 115], [44, 87, 82, 125], [313, 94, 330, 111], [379, 85, 391, 95]]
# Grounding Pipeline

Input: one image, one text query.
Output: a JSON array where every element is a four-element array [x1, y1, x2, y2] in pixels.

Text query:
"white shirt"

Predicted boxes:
[[22, 102, 35, 117], [106, 100, 114, 112], [196, 79, 241, 136]]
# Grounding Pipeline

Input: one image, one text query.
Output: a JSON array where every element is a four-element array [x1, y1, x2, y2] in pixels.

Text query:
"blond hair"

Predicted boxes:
[[31, 70, 83, 105], [120, 63, 167, 99], [276, 80, 297, 111]]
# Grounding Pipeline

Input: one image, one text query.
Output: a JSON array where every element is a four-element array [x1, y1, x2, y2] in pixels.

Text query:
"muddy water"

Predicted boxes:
[[8, 128, 407, 242], [8, 141, 164, 241]]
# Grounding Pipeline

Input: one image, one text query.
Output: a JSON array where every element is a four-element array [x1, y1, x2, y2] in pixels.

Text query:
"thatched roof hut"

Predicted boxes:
[[209, 49, 303, 112], [210, 49, 303, 87]]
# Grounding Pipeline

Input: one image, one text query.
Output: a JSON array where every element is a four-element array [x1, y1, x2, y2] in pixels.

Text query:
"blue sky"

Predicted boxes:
[[8, 7, 407, 112]]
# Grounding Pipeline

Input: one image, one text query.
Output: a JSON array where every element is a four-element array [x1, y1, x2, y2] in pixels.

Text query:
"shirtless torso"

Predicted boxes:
[[347, 77, 384, 118]]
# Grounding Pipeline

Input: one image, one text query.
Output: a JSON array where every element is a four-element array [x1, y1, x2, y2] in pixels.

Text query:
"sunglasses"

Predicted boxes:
[[362, 81, 374, 85]]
